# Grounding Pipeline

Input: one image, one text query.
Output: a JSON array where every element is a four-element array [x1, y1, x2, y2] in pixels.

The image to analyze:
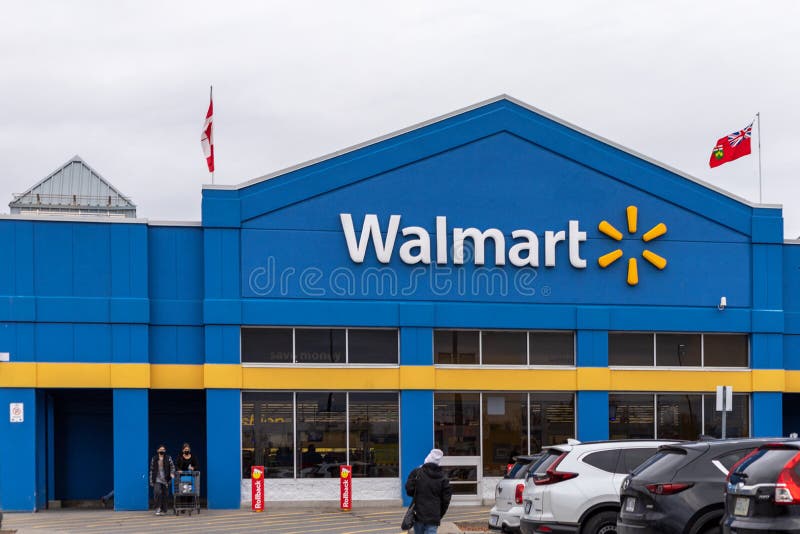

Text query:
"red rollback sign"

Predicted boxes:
[[251, 465, 265, 512], [340, 465, 352, 511]]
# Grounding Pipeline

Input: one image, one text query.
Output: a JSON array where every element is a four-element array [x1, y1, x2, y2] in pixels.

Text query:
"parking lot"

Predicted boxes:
[[1, 506, 492, 534]]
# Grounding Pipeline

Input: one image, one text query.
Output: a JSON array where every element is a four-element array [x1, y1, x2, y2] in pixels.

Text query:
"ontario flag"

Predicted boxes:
[[201, 94, 214, 172], [709, 122, 753, 168]]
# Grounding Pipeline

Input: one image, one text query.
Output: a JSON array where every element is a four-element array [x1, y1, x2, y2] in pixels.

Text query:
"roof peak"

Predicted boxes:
[[10, 156, 137, 217]]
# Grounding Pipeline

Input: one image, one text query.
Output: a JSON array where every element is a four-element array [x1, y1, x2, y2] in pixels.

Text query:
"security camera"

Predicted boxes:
[[718, 296, 727, 310]]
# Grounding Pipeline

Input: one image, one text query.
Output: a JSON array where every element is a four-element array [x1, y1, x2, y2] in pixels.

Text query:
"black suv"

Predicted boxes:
[[618, 438, 786, 534], [723, 440, 800, 533]]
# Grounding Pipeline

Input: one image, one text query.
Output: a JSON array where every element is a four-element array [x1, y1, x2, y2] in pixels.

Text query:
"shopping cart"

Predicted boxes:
[[172, 470, 201, 515]]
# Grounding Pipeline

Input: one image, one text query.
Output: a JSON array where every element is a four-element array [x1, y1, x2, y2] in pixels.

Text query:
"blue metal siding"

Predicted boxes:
[[400, 390, 433, 506], [206, 389, 241, 509], [0, 388, 39, 511], [577, 391, 609, 441], [114, 389, 149, 510]]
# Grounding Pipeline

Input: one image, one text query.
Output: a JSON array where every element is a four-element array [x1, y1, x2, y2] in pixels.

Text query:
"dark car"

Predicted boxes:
[[723, 440, 800, 533], [618, 438, 787, 534]]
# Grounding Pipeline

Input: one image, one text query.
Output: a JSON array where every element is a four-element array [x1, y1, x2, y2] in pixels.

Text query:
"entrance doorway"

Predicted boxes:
[[149, 390, 207, 500], [439, 455, 482, 505], [47, 389, 113, 507]]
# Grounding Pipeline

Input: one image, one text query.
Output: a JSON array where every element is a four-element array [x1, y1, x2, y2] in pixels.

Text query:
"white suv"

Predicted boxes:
[[519, 440, 676, 534]]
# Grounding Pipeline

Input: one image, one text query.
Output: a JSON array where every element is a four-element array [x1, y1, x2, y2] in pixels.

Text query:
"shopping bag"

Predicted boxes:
[[401, 502, 415, 530]]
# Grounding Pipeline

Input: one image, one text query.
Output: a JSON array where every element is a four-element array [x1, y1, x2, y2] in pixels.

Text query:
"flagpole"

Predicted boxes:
[[756, 112, 762, 203], [210, 85, 215, 185]]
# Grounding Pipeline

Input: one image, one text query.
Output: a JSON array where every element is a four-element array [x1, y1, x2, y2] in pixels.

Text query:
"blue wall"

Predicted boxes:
[[114, 389, 148, 510], [400, 390, 434, 506], [206, 389, 241, 509], [0, 388, 39, 511]]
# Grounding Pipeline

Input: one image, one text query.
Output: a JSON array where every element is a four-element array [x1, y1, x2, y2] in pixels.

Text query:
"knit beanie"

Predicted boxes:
[[424, 448, 444, 465]]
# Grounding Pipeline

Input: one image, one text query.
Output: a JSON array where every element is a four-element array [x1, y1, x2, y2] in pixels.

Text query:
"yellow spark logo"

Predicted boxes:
[[597, 206, 667, 286]]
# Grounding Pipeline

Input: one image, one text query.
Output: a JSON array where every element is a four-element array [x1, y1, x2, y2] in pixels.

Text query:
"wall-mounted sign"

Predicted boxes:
[[340, 213, 587, 268], [10, 402, 24, 423]]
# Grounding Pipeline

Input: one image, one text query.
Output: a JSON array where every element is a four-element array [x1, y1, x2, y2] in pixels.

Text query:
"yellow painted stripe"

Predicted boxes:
[[151, 364, 203, 389], [0, 363, 798, 394], [610, 369, 754, 392], [434, 368, 577, 391], [37, 363, 111, 388], [205, 364, 242, 388], [242, 367, 401, 390], [751, 369, 786, 392], [111, 364, 151, 388], [0, 362, 36, 387]]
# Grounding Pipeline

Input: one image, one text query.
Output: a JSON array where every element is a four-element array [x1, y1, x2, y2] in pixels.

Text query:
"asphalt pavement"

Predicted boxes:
[[2, 506, 492, 534]]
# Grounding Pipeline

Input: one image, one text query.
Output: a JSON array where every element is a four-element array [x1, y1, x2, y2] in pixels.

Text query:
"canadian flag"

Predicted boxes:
[[201, 96, 214, 172]]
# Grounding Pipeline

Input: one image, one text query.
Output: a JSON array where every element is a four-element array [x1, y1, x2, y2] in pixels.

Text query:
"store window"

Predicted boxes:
[[703, 335, 748, 367], [242, 392, 294, 478], [434, 393, 481, 456], [434, 329, 575, 366], [482, 331, 526, 365], [610, 393, 751, 439], [657, 394, 702, 440], [242, 391, 400, 480], [482, 393, 527, 476], [609, 333, 653, 366], [609, 394, 655, 439], [348, 329, 398, 364], [610, 333, 747, 367], [530, 332, 574, 365], [296, 392, 347, 478], [435, 392, 577, 472], [704, 394, 749, 438], [530, 393, 575, 451], [241, 328, 293, 364], [241, 327, 398, 364], [349, 392, 399, 477], [434, 330, 479, 364], [657, 334, 702, 366], [295, 329, 346, 364]]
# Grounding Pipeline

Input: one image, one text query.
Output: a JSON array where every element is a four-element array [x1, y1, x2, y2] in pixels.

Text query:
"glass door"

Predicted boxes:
[[439, 455, 482, 505]]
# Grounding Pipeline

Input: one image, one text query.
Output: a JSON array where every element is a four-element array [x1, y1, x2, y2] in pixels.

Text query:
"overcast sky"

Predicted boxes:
[[2, 1, 799, 236]]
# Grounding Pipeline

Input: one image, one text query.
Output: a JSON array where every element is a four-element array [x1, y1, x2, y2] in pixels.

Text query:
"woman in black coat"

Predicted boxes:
[[176, 442, 200, 472], [405, 449, 453, 533]]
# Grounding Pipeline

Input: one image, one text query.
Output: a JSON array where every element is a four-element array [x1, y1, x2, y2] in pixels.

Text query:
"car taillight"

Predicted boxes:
[[726, 448, 761, 484], [775, 452, 800, 505], [515, 483, 524, 504], [646, 483, 694, 495], [533, 452, 578, 485]]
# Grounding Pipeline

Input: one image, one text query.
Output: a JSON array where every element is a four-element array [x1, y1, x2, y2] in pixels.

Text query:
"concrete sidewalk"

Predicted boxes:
[[1, 506, 492, 534]]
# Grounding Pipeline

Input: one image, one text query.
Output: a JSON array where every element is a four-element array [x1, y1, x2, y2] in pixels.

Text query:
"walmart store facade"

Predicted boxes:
[[2, 96, 800, 511]]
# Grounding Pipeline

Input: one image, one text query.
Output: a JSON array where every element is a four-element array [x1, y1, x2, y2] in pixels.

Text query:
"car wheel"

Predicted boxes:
[[689, 510, 723, 534], [582, 510, 618, 534]]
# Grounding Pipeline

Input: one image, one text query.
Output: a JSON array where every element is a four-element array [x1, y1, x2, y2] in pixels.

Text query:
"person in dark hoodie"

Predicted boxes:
[[405, 448, 452, 534]]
